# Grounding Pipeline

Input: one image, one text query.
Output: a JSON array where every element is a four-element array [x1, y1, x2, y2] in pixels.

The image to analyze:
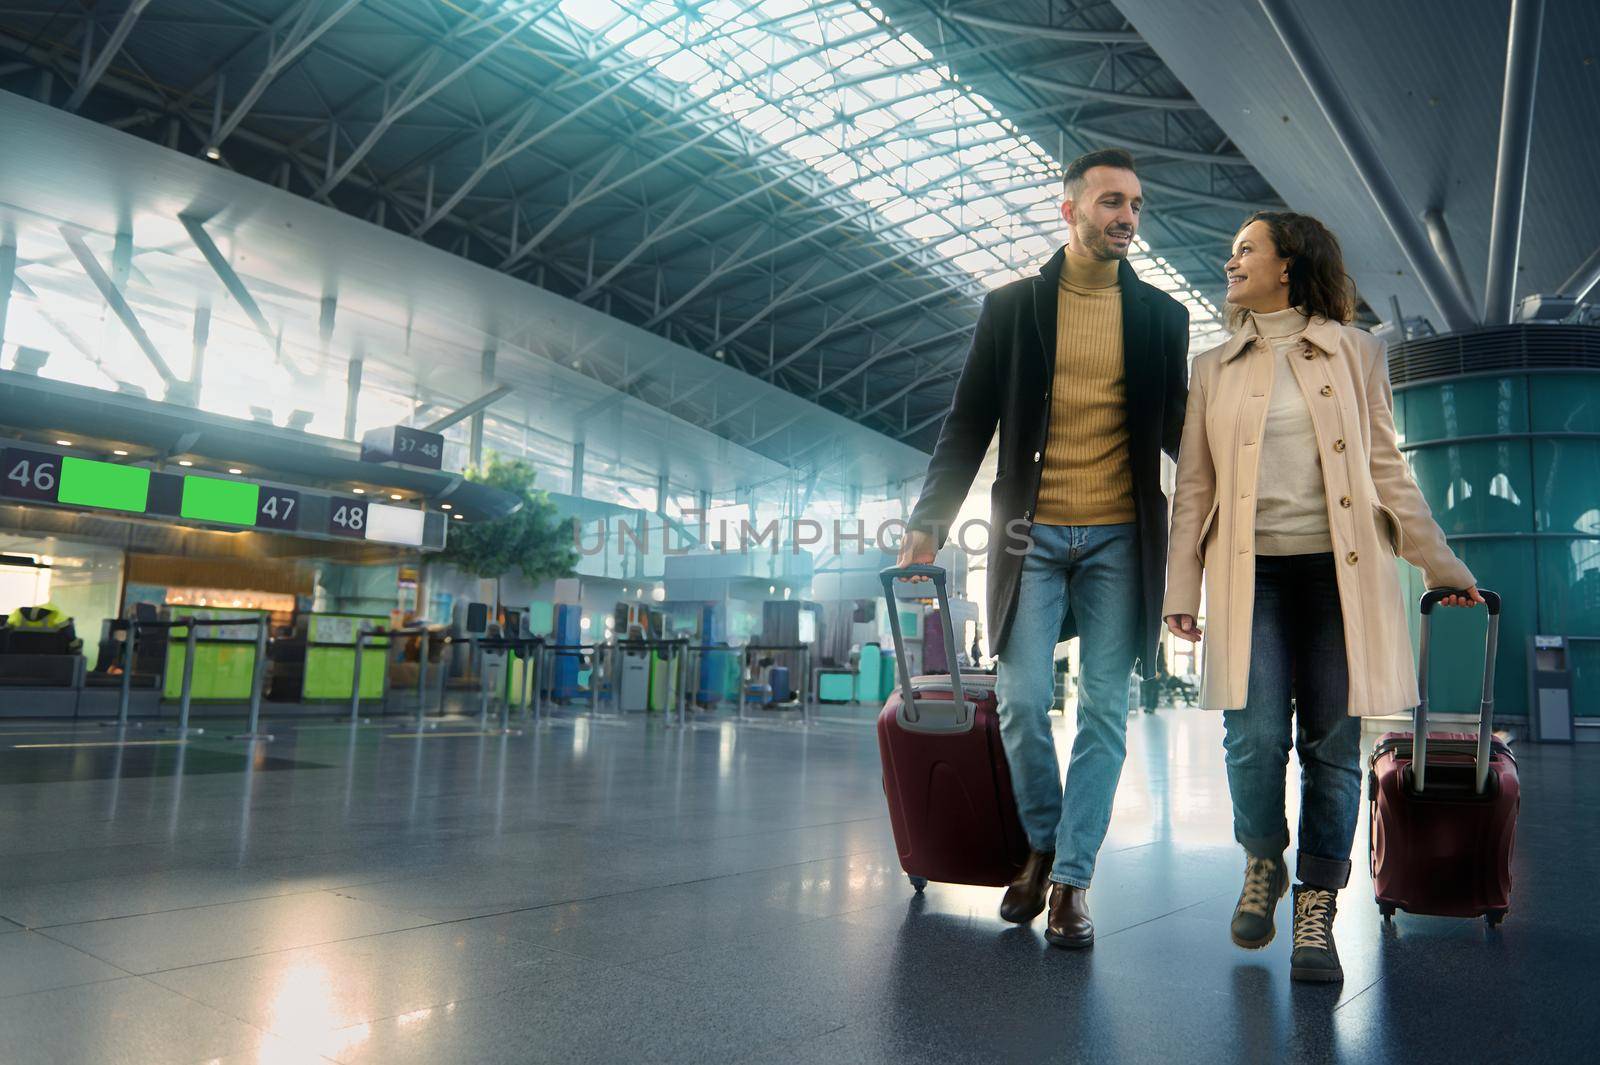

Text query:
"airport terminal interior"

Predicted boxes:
[[0, 1, 1596, 1062]]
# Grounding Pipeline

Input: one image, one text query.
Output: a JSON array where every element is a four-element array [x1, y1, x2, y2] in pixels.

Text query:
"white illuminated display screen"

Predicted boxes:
[[364, 502, 426, 546]]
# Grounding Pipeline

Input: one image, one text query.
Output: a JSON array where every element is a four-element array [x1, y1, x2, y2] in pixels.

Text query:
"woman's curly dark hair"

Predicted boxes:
[[1228, 210, 1355, 327]]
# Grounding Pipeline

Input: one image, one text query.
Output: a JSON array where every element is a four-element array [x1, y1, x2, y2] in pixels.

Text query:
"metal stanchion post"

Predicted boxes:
[[737, 646, 748, 723], [519, 642, 533, 721], [409, 630, 433, 731], [348, 628, 369, 724], [474, 637, 489, 726], [588, 646, 599, 717], [492, 641, 522, 736], [230, 619, 274, 742], [164, 618, 203, 738], [531, 643, 544, 724], [676, 638, 688, 728], [106, 619, 140, 728], [800, 647, 812, 728]]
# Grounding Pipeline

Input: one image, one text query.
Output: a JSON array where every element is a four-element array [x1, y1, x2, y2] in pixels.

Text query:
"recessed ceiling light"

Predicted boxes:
[[228, 468, 243, 475], [452, 513, 463, 520], [439, 504, 452, 510], [178, 460, 193, 467], [112, 449, 129, 457], [389, 493, 403, 501], [352, 488, 366, 495], [204, 145, 221, 160], [55, 439, 72, 446]]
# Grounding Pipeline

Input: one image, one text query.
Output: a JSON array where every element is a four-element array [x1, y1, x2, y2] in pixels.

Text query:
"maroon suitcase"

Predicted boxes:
[[1369, 588, 1518, 926], [876, 565, 1028, 892]]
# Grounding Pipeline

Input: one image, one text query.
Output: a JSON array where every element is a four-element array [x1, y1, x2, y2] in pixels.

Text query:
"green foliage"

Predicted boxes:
[[437, 455, 578, 585]]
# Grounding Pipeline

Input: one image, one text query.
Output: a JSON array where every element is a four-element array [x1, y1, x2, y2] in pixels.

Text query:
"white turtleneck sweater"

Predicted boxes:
[[1252, 306, 1333, 555]]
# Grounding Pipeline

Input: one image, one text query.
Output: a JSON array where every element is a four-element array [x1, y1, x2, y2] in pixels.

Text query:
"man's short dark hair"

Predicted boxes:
[[1063, 148, 1137, 202]]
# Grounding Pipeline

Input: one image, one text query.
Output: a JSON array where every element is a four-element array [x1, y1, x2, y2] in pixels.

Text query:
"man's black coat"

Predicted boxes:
[[907, 248, 1189, 676]]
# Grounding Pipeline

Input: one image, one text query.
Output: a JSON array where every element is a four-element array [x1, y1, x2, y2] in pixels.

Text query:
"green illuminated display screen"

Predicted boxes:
[[181, 475, 259, 526], [57, 456, 151, 512]]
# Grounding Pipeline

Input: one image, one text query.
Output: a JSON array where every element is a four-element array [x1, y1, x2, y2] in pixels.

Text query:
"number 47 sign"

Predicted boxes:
[[256, 488, 301, 530]]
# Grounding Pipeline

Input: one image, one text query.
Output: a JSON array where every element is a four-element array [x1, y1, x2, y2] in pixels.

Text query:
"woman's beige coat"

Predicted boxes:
[[1162, 315, 1474, 716]]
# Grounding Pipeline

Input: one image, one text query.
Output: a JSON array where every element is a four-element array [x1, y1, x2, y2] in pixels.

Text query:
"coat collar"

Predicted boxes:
[[1031, 246, 1151, 360], [1219, 311, 1345, 363], [1034, 246, 1149, 304]]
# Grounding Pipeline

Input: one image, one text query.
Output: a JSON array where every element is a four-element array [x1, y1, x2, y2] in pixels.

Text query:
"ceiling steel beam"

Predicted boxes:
[[212, 0, 364, 149], [1559, 245, 1600, 304], [62, 0, 152, 112], [1016, 71, 1202, 111], [422, 385, 516, 432], [1256, 0, 1477, 333], [313, 14, 537, 198], [59, 226, 177, 386], [944, 9, 1141, 45], [1482, 0, 1545, 325], [1421, 208, 1478, 324]]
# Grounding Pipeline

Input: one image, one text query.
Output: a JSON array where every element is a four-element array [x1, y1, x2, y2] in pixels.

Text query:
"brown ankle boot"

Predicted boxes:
[[999, 850, 1054, 924], [1045, 882, 1094, 949]]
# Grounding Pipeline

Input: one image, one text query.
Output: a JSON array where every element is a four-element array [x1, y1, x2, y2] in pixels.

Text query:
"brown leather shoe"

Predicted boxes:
[[999, 850, 1054, 924], [1045, 882, 1094, 949]]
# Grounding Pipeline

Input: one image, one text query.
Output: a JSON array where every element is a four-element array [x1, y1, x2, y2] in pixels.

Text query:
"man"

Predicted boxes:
[[897, 149, 1189, 948]]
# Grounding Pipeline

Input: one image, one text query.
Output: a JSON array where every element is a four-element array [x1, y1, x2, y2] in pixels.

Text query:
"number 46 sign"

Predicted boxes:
[[3, 450, 60, 502]]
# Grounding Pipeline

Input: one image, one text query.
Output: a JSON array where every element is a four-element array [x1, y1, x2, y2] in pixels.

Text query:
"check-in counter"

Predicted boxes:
[[302, 613, 390, 702], [163, 608, 266, 701]]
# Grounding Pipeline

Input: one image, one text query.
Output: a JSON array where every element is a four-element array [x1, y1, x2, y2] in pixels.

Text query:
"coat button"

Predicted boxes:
[[1340, 496, 1352, 508], [1303, 352, 1315, 360], [1347, 551, 1359, 564], [1333, 438, 1346, 452], [1320, 385, 1334, 397], [1034, 451, 1041, 462]]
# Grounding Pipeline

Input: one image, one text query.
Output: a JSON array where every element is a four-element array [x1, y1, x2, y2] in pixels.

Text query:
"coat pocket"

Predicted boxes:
[[1195, 500, 1221, 565], [1373, 501, 1405, 555]]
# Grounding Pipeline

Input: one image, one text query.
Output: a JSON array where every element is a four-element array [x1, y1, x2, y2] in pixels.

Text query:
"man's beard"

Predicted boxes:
[[1077, 220, 1133, 260]]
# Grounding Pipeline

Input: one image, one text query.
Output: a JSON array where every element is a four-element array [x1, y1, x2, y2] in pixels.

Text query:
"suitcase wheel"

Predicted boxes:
[[908, 876, 928, 893], [1485, 909, 1506, 928], [1379, 903, 1396, 921]]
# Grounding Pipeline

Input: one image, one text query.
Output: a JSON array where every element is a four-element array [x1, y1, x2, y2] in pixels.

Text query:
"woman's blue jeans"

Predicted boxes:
[[1222, 552, 1363, 891], [995, 523, 1140, 888]]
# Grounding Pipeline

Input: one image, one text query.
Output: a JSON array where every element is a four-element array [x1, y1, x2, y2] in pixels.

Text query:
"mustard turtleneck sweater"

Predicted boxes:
[[1033, 250, 1135, 526]]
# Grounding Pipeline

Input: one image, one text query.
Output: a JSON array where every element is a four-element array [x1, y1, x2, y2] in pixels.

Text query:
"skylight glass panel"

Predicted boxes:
[[523, 0, 1223, 342]]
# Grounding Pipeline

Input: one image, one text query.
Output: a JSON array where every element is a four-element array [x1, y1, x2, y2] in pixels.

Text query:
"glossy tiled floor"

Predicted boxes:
[[0, 708, 1593, 1064]]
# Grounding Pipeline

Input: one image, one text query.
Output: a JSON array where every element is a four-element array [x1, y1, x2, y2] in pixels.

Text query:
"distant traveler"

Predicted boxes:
[[897, 149, 1190, 948], [1161, 211, 1481, 982]]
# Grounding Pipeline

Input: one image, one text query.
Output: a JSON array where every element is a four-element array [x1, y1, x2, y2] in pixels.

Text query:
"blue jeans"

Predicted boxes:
[[1222, 553, 1363, 890], [996, 523, 1139, 888]]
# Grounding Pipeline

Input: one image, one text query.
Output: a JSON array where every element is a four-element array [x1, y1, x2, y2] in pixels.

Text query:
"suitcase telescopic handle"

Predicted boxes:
[[879, 565, 966, 725], [1414, 588, 1501, 795]]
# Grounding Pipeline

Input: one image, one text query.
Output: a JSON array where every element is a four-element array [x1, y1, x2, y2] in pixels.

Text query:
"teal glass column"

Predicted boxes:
[[1395, 358, 1600, 723]]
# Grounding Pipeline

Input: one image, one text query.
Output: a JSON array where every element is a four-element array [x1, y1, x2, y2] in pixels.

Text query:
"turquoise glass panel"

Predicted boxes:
[[1531, 439, 1600, 534], [1529, 374, 1600, 433], [1423, 538, 1534, 719], [1407, 441, 1534, 535], [1535, 539, 1600, 638], [1570, 640, 1600, 718], [1399, 377, 1527, 444]]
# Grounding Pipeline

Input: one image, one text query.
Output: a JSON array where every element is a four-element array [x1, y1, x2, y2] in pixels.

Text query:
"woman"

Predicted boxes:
[[1162, 211, 1481, 984]]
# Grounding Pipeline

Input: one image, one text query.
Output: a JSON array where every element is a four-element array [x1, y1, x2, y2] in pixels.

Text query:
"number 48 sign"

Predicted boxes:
[[327, 497, 369, 539]]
